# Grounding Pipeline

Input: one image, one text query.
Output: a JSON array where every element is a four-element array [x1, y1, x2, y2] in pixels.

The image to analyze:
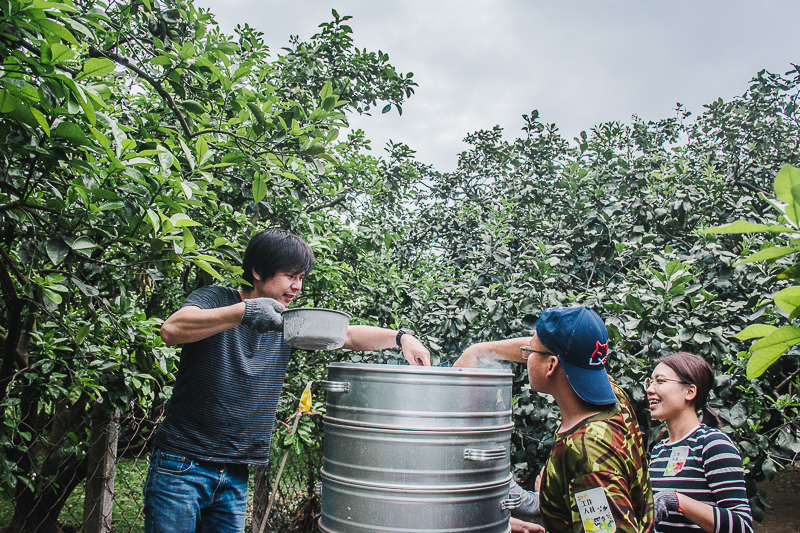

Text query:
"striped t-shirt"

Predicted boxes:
[[650, 425, 752, 533], [154, 286, 293, 465]]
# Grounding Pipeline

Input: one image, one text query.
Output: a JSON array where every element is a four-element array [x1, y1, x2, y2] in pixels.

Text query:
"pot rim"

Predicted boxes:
[[328, 362, 512, 377], [283, 307, 352, 320]]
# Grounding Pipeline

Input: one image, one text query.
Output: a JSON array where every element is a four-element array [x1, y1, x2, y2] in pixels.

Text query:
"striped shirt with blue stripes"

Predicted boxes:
[[650, 424, 752, 533]]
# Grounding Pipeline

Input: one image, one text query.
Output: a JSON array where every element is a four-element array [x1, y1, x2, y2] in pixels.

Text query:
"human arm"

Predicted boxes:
[[160, 293, 284, 346], [509, 478, 541, 519], [160, 303, 246, 346], [452, 337, 530, 367], [685, 433, 752, 533], [343, 325, 430, 366], [510, 517, 544, 533], [670, 492, 715, 533]]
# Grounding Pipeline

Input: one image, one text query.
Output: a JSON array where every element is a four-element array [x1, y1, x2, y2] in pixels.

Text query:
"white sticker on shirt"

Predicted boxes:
[[664, 446, 690, 476], [574, 486, 616, 533]]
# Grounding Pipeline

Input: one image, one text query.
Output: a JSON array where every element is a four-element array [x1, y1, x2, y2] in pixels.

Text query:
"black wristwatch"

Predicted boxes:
[[396, 328, 415, 347]]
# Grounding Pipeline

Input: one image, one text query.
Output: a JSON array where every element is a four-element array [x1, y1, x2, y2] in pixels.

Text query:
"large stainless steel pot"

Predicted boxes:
[[318, 363, 516, 533]]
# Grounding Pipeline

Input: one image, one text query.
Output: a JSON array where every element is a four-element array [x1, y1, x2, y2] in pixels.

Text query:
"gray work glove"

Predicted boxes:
[[241, 297, 286, 333], [654, 489, 679, 525], [509, 479, 541, 519]]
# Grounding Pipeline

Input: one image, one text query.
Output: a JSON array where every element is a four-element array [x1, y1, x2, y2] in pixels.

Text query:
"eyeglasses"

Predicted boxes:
[[644, 377, 689, 389], [520, 345, 555, 360]]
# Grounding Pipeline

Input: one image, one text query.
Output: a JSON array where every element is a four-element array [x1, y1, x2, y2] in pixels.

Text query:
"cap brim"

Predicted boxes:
[[559, 357, 617, 406]]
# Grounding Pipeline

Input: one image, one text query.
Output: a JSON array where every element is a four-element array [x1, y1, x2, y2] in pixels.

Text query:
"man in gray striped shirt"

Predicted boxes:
[[144, 229, 430, 533]]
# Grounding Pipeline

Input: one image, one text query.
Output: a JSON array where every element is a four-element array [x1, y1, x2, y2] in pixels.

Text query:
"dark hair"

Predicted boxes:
[[241, 229, 314, 286], [658, 352, 722, 429]]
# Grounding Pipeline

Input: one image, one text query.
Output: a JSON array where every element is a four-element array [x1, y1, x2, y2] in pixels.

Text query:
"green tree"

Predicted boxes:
[[0, 0, 419, 529], [364, 70, 800, 519]]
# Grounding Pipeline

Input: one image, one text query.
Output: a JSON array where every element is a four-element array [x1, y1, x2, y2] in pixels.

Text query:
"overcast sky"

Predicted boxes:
[[196, 1, 800, 172]]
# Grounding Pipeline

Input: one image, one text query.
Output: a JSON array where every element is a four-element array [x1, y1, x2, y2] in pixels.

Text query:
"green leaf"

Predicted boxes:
[[762, 458, 777, 481], [30, 108, 50, 136], [45, 237, 70, 265], [247, 102, 265, 126], [72, 278, 99, 297], [179, 99, 205, 114], [704, 221, 772, 234], [252, 178, 267, 203], [0, 89, 21, 113], [77, 58, 115, 79], [182, 227, 195, 252], [747, 325, 800, 379], [191, 259, 223, 280], [381, 103, 391, 114], [664, 260, 682, 279], [774, 164, 800, 223], [76, 324, 90, 345], [732, 324, 777, 341], [48, 42, 75, 64], [69, 237, 96, 254], [52, 121, 87, 143], [37, 18, 78, 45], [735, 246, 799, 265], [322, 96, 336, 112], [320, 81, 333, 100], [170, 213, 200, 227], [146, 209, 160, 232], [773, 286, 800, 315], [220, 151, 249, 166], [42, 287, 62, 304], [625, 294, 646, 317]]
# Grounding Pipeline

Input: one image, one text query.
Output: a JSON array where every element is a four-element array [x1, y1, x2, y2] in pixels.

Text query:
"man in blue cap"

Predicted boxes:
[[455, 306, 654, 533]]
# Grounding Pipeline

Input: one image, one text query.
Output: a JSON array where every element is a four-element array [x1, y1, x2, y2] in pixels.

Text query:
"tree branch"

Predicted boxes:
[[307, 192, 348, 213], [90, 47, 193, 138]]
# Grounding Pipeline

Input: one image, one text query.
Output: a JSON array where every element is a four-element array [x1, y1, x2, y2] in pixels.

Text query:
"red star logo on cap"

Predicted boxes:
[[589, 340, 608, 366]]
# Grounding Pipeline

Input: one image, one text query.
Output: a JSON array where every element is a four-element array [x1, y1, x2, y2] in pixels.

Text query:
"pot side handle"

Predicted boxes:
[[319, 380, 351, 393], [501, 493, 522, 510], [463, 447, 506, 461]]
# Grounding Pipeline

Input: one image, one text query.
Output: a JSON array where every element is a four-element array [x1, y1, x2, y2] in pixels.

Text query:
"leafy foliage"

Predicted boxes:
[[350, 72, 800, 520], [0, 0, 420, 528]]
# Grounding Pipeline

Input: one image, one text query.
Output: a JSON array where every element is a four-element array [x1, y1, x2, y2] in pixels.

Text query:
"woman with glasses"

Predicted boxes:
[[647, 352, 752, 533]]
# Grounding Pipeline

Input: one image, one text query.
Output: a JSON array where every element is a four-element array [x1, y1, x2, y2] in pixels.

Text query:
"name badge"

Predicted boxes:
[[574, 486, 617, 533], [664, 446, 690, 476]]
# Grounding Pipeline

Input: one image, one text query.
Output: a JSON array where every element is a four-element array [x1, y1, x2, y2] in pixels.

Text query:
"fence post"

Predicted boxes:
[[83, 405, 120, 533], [251, 465, 269, 533]]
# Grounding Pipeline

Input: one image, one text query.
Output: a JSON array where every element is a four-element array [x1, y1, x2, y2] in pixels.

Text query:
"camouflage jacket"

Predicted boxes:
[[540, 379, 654, 533]]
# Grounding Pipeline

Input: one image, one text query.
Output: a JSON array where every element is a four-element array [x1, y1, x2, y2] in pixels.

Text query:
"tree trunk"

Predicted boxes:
[[83, 406, 120, 533]]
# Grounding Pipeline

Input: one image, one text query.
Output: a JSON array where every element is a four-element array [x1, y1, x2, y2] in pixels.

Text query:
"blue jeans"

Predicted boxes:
[[143, 447, 250, 533]]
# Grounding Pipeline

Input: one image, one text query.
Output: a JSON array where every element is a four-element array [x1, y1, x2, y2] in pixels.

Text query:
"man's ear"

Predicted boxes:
[[252, 269, 262, 282], [545, 356, 559, 378]]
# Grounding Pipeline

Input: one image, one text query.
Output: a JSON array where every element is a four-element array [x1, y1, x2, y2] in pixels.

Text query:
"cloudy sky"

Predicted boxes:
[[196, 1, 800, 172]]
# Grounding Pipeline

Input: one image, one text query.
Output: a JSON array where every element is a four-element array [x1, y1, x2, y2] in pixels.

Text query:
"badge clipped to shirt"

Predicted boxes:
[[664, 446, 690, 477], [574, 486, 616, 533]]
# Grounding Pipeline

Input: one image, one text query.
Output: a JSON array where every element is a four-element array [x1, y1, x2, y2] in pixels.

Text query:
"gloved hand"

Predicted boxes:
[[654, 489, 680, 524], [509, 479, 541, 519], [241, 297, 286, 333]]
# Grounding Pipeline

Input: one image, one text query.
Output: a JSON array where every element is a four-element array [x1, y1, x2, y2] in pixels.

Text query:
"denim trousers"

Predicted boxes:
[[143, 447, 250, 533]]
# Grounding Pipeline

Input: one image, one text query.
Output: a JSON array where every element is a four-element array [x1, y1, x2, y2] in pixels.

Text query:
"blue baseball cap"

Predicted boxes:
[[535, 306, 616, 406]]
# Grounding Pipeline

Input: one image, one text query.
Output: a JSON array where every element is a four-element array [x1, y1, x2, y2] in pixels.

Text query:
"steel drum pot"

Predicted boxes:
[[318, 363, 516, 533], [282, 308, 351, 350]]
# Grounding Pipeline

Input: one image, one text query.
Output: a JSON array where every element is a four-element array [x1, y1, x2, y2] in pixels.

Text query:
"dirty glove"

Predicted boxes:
[[654, 490, 680, 525], [241, 297, 286, 333], [509, 479, 540, 519]]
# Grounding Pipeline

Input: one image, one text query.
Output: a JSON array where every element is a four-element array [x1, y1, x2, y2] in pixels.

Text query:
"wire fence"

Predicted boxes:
[[0, 402, 323, 533]]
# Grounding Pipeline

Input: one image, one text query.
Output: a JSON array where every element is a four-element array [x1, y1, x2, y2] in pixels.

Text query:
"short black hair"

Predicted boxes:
[[241, 229, 315, 286]]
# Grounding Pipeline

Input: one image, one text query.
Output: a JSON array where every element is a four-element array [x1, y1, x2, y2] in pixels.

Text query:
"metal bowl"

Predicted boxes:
[[282, 308, 351, 350]]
